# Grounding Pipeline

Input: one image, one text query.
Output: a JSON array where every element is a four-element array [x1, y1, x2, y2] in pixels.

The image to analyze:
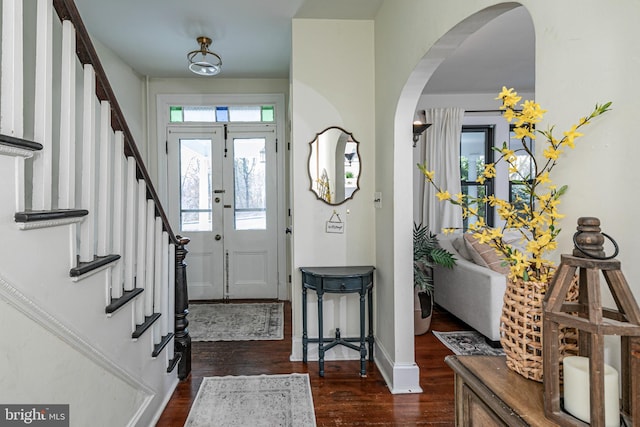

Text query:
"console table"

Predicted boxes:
[[300, 266, 375, 377], [446, 355, 557, 426]]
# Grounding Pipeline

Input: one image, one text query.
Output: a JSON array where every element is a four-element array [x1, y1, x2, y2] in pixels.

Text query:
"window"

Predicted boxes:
[[234, 137, 267, 230], [179, 138, 212, 231], [509, 125, 535, 215], [169, 105, 275, 123], [460, 126, 494, 230]]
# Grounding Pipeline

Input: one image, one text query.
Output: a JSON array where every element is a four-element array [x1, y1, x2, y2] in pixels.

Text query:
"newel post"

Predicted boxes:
[[174, 235, 191, 380]]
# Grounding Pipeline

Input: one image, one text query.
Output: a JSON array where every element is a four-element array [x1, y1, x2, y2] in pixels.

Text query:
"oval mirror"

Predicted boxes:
[[308, 126, 360, 205]]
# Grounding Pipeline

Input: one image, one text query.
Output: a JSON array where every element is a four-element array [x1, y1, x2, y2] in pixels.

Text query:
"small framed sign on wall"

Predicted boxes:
[[326, 211, 344, 234]]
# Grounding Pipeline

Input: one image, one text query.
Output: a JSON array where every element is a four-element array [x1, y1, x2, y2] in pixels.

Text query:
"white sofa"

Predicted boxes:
[[433, 233, 507, 342]]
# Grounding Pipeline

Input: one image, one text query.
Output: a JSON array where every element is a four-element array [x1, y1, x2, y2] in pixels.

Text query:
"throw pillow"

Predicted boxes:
[[451, 236, 473, 261], [463, 234, 510, 275], [502, 228, 531, 255]]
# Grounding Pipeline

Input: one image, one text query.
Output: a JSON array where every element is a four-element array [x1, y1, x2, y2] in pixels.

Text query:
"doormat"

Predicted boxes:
[[189, 302, 283, 341], [432, 330, 505, 356], [184, 374, 316, 427]]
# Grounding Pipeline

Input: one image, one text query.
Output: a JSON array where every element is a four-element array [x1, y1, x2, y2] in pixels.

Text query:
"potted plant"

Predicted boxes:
[[413, 222, 456, 335], [345, 171, 356, 187]]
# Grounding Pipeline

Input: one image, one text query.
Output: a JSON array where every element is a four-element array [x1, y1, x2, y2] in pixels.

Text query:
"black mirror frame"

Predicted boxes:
[[307, 126, 361, 206]]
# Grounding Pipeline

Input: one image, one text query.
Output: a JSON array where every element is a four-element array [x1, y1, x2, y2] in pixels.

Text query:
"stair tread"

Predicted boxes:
[[152, 333, 174, 357], [105, 287, 144, 314], [132, 313, 161, 339], [167, 353, 182, 373], [70, 254, 121, 277], [15, 209, 89, 223], [0, 133, 43, 151]]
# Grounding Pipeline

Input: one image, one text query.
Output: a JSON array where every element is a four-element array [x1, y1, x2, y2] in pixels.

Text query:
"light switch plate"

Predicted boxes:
[[374, 192, 382, 209]]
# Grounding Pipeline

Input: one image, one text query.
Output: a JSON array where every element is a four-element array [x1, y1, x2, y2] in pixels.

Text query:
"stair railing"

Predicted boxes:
[[1, 0, 191, 379]]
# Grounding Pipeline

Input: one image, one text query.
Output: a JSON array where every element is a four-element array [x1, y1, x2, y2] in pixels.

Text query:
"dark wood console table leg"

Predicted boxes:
[[359, 290, 367, 377], [367, 288, 374, 361], [317, 291, 325, 377], [302, 286, 308, 363]]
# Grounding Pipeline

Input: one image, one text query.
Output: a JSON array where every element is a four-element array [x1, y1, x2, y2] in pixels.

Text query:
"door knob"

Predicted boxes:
[[215, 197, 221, 203], [215, 234, 222, 241]]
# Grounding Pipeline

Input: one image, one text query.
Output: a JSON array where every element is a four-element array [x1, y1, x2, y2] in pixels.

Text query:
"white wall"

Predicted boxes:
[[290, 19, 375, 363], [374, 0, 639, 392]]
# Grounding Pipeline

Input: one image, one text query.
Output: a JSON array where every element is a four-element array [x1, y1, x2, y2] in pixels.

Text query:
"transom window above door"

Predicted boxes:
[[169, 105, 275, 123]]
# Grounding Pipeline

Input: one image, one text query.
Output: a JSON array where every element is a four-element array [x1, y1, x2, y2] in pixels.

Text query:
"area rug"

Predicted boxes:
[[184, 373, 316, 427], [432, 330, 505, 356], [189, 302, 283, 341]]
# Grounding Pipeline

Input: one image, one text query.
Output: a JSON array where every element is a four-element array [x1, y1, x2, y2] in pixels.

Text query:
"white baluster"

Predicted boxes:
[[32, 0, 53, 210], [135, 180, 147, 326], [154, 217, 163, 309], [124, 158, 137, 292], [161, 232, 170, 338], [145, 199, 155, 317], [97, 101, 112, 256], [168, 243, 176, 359], [58, 20, 76, 209], [1, 0, 23, 138], [111, 132, 125, 299], [153, 217, 162, 343], [79, 64, 96, 262], [1, 0, 25, 212]]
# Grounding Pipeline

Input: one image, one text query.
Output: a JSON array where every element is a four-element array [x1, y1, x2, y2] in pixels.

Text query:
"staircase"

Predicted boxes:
[[0, 0, 190, 425]]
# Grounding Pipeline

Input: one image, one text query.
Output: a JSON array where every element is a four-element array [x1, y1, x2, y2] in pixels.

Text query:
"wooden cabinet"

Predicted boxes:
[[445, 356, 558, 427]]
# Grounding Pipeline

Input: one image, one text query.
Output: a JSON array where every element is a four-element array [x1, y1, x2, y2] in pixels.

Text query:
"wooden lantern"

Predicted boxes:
[[543, 217, 640, 427]]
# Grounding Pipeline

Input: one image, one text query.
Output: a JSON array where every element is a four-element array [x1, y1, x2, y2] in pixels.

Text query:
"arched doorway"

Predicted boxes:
[[392, 1, 534, 369]]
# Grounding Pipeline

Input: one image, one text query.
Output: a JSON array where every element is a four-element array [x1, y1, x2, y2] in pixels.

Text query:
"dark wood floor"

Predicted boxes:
[[156, 302, 469, 426]]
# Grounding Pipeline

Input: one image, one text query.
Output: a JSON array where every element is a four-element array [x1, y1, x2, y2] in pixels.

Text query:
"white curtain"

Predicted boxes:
[[420, 108, 465, 233]]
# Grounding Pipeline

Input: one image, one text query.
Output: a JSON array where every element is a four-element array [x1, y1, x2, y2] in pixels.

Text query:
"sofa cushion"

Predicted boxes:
[[463, 234, 510, 275]]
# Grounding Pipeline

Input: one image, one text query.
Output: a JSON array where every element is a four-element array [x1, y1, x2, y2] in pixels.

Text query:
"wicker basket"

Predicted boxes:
[[500, 276, 578, 382]]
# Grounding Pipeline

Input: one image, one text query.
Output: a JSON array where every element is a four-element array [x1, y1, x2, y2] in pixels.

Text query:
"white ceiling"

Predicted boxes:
[[73, 0, 534, 94], [424, 7, 535, 94]]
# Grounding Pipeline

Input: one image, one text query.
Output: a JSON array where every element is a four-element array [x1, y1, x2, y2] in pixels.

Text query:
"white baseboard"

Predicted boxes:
[[146, 376, 179, 427], [374, 339, 423, 394]]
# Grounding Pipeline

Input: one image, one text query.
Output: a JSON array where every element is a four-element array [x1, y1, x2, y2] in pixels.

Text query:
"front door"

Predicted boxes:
[[167, 125, 279, 300]]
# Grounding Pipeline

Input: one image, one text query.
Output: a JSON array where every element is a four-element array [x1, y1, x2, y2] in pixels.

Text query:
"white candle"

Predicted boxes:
[[563, 356, 620, 427]]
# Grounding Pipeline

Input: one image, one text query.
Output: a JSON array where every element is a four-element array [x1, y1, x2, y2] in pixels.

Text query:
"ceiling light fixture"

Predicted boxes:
[[187, 36, 222, 76]]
